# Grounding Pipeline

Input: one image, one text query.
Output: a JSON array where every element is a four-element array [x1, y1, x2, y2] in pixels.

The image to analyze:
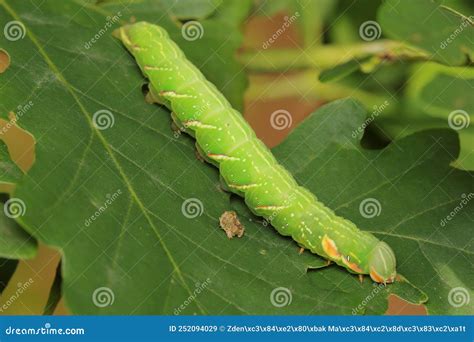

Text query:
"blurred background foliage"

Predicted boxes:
[[243, 0, 473, 169]]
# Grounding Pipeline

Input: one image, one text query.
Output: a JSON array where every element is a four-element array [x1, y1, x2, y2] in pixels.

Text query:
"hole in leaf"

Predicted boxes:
[[0, 112, 36, 173], [0, 49, 11, 73]]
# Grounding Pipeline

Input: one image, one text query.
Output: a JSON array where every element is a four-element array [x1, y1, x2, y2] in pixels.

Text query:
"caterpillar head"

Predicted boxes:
[[368, 241, 396, 284]]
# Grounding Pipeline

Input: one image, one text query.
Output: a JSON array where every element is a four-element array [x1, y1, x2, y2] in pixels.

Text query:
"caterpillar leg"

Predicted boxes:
[[145, 88, 160, 105], [359, 274, 364, 283], [144, 85, 188, 139], [298, 247, 305, 255], [195, 142, 216, 164], [171, 112, 187, 134], [218, 175, 231, 192], [219, 175, 246, 197], [144, 84, 167, 106]]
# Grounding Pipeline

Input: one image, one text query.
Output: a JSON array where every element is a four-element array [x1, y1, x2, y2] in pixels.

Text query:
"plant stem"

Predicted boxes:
[[239, 40, 429, 72]]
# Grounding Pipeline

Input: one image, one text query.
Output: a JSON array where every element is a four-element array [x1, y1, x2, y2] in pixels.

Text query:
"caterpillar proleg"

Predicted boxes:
[[115, 22, 397, 284]]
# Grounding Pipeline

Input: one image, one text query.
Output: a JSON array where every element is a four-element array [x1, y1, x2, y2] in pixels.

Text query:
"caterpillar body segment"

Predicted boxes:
[[115, 22, 397, 284]]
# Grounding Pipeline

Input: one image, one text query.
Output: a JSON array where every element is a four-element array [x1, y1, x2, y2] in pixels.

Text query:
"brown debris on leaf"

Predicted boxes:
[[219, 211, 245, 239]]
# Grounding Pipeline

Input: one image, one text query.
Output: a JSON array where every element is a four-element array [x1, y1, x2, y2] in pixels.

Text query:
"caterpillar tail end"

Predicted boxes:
[[368, 241, 397, 284]]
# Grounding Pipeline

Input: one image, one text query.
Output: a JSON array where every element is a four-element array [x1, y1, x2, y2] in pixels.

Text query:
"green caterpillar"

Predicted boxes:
[[115, 22, 397, 284]]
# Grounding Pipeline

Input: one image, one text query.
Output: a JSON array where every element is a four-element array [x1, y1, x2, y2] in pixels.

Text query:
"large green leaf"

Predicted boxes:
[[1, 0, 472, 315], [273, 99, 473, 315]]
